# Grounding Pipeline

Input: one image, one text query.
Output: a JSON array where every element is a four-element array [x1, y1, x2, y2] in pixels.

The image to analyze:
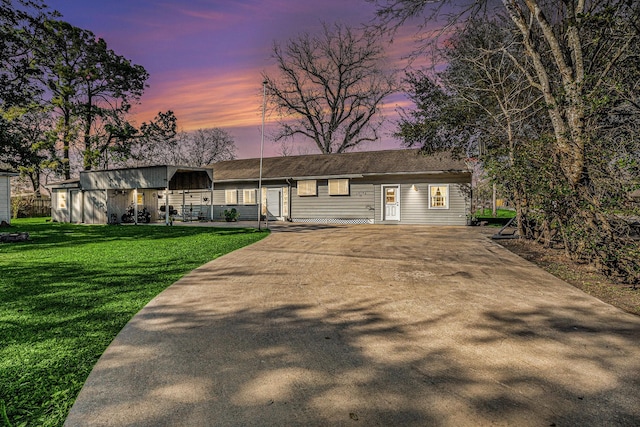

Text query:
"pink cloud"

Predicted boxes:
[[49, 0, 428, 159]]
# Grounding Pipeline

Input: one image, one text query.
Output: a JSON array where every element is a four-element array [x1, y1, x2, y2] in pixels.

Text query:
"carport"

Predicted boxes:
[[50, 166, 214, 225]]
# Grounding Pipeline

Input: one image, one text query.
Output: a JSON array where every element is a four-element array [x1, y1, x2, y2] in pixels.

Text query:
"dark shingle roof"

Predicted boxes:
[[212, 149, 468, 181]]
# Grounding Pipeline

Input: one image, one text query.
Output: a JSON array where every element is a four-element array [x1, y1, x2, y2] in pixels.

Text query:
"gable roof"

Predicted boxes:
[[212, 149, 468, 182]]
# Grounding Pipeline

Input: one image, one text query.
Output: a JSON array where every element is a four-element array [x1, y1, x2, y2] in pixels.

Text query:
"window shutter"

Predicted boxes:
[[298, 180, 317, 196], [243, 189, 256, 205], [225, 189, 237, 204], [328, 179, 349, 195]]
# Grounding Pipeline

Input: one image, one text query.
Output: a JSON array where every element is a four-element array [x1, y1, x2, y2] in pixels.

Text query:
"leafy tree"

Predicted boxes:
[[263, 22, 397, 154], [0, 0, 49, 108], [1, 2, 180, 194], [398, 19, 548, 238], [33, 19, 149, 178], [75, 34, 148, 170], [1, 1, 56, 194], [0, 108, 52, 194], [374, 0, 640, 280]]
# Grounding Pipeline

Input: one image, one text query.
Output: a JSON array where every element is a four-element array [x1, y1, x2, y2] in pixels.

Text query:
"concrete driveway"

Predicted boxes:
[[65, 225, 640, 426]]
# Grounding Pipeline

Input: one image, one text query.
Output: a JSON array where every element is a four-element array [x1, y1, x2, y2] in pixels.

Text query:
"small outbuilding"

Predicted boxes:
[[48, 166, 213, 224], [0, 170, 19, 225], [211, 149, 472, 225]]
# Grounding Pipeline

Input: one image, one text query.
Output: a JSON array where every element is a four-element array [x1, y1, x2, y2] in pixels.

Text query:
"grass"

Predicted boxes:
[[474, 208, 516, 218], [0, 218, 268, 427]]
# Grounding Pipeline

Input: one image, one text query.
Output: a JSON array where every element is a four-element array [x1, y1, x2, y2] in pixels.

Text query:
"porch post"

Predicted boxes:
[[265, 189, 269, 229], [165, 187, 169, 225], [182, 190, 186, 222], [210, 172, 214, 221], [133, 188, 138, 225]]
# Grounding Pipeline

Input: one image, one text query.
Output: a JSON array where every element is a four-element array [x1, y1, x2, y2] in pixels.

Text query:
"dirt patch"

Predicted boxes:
[[497, 238, 640, 316]]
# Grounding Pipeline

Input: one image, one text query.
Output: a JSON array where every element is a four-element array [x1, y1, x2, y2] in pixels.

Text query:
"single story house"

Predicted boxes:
[[0, 170, 19, 225], [48, 166, 213, 224], [211, 149, 472, 225]]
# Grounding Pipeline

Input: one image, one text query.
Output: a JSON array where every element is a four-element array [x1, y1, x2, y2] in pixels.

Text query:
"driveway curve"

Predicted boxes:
[[65, 225, 640, 426]]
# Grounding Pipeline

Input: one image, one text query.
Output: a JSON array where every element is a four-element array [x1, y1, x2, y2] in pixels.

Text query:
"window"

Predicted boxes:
[[297, 180, 317, 196], [136, 193, 144, 205], [385, 187, 396, 203], [57, 190, 67, 209], [328, 179, 349, 196], [225, 189, 237, 204], [429, 185, 449, 209], [243, 189, 256, 205]]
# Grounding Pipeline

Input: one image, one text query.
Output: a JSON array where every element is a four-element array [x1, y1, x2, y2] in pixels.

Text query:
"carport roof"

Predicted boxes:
[[47, 166, 213, 190], [211, 149, 469, 182]]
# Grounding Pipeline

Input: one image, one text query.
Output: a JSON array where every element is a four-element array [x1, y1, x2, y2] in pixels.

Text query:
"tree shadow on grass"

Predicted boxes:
[[1, 221, 264, 254], [0, 246, 263, 426]]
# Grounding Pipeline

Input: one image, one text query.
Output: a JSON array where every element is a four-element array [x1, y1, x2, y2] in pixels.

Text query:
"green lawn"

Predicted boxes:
[[0, 219, 268, 427], [474, 208, 516, 218]]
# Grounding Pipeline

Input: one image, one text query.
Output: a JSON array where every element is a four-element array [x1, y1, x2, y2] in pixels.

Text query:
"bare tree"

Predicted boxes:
[[374, 0, 640, 186], [185, 128, 236, 166], [127, 126, 236, 167], [263, 22, 397, 154], [374, 0, 640, 280]]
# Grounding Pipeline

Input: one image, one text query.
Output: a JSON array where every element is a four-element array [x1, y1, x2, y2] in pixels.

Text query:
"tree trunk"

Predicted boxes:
[[62, 109, 71, 180], [504, 0, 587, 188], [83, 90, 94, 170]]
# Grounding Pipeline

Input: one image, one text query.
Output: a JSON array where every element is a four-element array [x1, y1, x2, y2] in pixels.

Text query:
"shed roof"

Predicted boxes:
[[212, 149, 468, 182], [0, 170, 19, 176], [46, 178, 80, 189]]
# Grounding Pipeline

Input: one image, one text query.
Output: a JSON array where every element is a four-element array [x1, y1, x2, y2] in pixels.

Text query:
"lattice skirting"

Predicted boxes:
[[291, 218, 374, 225]]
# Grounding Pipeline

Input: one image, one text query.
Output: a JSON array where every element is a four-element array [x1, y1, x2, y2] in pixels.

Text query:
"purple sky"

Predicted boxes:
[[45, 0, 426, 158]]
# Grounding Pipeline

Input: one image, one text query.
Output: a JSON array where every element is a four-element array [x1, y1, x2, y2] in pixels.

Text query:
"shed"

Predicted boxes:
[[0, 170, 19, 225], [211, 149, 472, 225], [48, 166, 213, 224]]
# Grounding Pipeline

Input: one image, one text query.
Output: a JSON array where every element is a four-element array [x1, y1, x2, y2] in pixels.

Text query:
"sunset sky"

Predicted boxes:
[[45, 0, 428, 158]]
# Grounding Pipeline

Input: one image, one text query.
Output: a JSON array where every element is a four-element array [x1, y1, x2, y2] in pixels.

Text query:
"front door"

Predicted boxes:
[[266, 188, 281, 218], [383, 185, 400, 221]]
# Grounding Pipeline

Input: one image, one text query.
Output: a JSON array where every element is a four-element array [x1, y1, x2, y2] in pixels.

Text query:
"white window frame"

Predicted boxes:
[[225, 189, 238, 205], [428, 184, 449, 209], [243, 189, 256, 205], [297, 180, 317, 196], [328, 179, 350, 196]]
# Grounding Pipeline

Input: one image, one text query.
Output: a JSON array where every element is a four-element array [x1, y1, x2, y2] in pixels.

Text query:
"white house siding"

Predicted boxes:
[[291, 180, 376, 223], [0, 175, 11, 223], [212, 182, 288, 221], [373, 175, 470, 225], [399, 183, 468, 225]]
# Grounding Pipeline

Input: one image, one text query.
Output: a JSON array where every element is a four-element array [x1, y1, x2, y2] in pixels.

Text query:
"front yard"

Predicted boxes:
[[0, 219, 268, 427]]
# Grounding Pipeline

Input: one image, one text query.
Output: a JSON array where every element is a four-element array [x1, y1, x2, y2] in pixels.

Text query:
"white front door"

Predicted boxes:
[[383, 185, 400, 221], [267, 188, 281, 218]]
